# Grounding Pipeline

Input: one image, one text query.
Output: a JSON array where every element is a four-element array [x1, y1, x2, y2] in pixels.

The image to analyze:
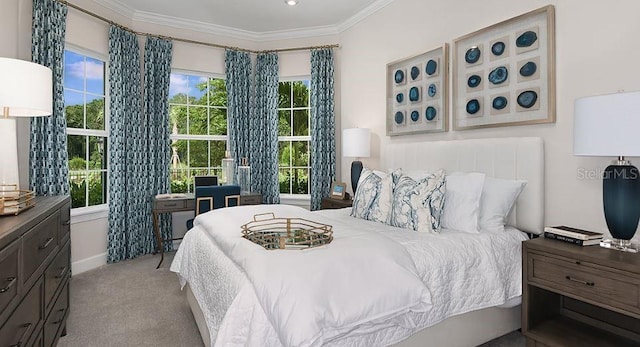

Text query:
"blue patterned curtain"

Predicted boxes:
[[30, 0, 69, 195], [225, 50, 252, 177], [144, 37, 173, 252], [107, 26, 152, 263], [309, 48, 336, 210], [252, 53, 280, 204]]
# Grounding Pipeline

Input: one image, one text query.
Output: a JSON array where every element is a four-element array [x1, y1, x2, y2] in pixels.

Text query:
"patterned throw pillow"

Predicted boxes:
[[350, 168, 381, 219], [389, 170, 446, 232], [368, 169, 403, 224]]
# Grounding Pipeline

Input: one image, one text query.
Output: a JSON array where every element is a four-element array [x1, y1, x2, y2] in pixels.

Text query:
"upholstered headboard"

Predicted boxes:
[[381, 137, 544, 234]]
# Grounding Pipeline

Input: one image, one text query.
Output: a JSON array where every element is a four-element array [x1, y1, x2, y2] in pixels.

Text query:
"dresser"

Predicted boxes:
[[522, 237, 640, 346], [320, 197, 353, 210], [0, 196, 71, 347]]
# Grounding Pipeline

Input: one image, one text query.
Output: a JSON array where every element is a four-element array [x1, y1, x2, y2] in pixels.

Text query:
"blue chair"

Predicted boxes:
[[186, 185, 241, 230]]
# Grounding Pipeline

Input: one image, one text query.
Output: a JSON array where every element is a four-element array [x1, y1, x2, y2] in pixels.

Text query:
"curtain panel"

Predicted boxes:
[[252, 53, 280, 204], [144, 37, 174, 252], [30, 0, 69, 195], [224, 50, 252, 178], [309, 48, 336, 210]]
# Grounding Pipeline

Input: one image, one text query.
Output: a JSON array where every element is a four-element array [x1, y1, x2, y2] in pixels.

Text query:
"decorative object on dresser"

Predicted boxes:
[[0, 58, 53, 214], [386, 44, 449, 135], [522, 237, 640, 346], [237, 157, 251, 195], [574, 90, 640, 253], [543, 232, 601, 246], [329, 182, 347, 200], [0, 196, 71, 347], [220, 151, 235, 185], [342, 128, 370, 194], [452, 5, 556, 130], [320, 197, 352, 210]]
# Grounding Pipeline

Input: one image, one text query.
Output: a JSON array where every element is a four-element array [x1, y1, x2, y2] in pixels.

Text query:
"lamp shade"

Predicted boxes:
[[0, 58, 52, 117], [574, 91, 640, 157], [342, 128, 371, 158]]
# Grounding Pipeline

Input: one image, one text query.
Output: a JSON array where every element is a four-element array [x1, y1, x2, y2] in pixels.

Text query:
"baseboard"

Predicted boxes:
[[72, 252, 107, 275]]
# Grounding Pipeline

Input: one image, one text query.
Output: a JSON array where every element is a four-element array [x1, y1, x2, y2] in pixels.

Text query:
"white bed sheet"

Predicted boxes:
[[170, 206, 528, 346]]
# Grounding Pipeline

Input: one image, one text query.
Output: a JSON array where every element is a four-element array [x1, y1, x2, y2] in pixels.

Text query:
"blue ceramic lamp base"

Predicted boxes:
[[600, 162, 640, 253]]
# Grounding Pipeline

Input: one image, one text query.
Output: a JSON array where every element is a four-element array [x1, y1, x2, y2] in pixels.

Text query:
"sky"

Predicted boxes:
[[63, 50, 105, 106]]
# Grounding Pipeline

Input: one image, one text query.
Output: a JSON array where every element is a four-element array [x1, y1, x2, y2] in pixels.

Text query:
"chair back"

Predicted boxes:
[[195, 184, 241, 215]]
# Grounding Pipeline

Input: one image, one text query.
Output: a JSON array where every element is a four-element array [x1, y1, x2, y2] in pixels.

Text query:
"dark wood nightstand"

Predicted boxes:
[[320, 197, 353, 210], [522, 237, 640, 346]]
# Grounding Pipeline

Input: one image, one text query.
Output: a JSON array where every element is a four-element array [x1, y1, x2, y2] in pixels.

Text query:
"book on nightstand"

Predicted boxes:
[[543, 231, 601, 246], [543, 225, 604, 240]]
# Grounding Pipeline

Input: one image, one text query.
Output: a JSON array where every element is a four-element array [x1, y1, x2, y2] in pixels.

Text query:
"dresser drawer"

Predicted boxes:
[[22, 213, 59, 286], [0, 278, 43, 347], [44, 240, 70, 311], [240, 194, 262, 205], [29, 329, 43, 347], [43, 281, 68, 347], [529, 253, 640, 314], [59, 202, 71, 244], [0, 240, 20, 322], [155, 199, 189, 211]]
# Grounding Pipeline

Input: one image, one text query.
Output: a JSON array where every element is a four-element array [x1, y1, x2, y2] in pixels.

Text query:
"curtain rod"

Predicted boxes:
[[57, 0, 339, 54]]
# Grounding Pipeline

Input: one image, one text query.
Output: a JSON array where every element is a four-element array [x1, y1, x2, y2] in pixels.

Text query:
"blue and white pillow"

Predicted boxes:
[[368, 169, 403, 224], [389, 170, 446, 232], [350, 168, 381, 219]]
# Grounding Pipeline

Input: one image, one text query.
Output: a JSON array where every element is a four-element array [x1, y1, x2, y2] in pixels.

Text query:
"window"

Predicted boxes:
[[64, 49, 108, 209], [278, 80, 311, 195], [168, 72, 228, 193]]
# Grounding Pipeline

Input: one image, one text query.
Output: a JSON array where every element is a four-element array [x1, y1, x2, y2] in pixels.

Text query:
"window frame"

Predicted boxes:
[[64, 44, 110, 216]]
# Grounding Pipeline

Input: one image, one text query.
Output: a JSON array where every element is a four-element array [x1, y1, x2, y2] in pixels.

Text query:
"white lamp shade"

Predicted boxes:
[[0, 58, 52, 117], [342, 128, 371, 158], [574, 91, 640, 157]]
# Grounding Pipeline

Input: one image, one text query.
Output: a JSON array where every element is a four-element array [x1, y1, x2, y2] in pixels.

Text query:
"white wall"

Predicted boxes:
[[339, 0, 640, 240]]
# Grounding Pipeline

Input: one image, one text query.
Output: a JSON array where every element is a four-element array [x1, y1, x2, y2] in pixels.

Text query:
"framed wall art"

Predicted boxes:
[[452, 5, 555, 130], [386, 44, 449, 136]]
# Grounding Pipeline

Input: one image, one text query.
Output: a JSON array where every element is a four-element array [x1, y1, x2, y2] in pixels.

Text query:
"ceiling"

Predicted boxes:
[[97, 0, 390, 38]]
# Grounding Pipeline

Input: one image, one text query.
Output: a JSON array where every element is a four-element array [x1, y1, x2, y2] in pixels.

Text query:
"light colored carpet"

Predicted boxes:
[[58, 251, 525, 347]]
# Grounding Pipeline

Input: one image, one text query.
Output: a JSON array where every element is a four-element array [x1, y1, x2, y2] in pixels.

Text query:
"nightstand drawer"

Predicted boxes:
[[529, 253, 640, 314]]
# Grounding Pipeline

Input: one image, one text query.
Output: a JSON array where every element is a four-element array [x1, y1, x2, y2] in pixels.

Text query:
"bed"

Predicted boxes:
[[171, 137, 544, 346]]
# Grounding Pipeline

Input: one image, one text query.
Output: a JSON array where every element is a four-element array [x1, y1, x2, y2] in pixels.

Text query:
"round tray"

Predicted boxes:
[[241, 213, 333, 250]]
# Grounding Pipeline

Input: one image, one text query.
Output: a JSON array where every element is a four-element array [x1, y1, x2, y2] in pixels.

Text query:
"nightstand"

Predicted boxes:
[[320, 197, 353, 210], [522, 237, 640, 346]]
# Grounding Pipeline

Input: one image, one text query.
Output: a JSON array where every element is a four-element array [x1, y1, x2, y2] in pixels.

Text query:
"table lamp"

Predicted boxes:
[[0, 58, 52, 212], [574, 90, 640, 252], [342, 128, 370, 195]]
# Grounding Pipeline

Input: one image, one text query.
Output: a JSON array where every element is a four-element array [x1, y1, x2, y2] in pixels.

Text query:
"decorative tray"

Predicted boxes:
[[0, 185, 35, 216], [241, 213, 333, 250]]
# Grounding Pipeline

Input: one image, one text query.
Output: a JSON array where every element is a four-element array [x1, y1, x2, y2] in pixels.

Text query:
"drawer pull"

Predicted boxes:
[[9, 322, 32, 347], [53, 308, 66, 324], [55, 266, 68, 279], [62, 220, 70, 226], [565, 275, 595, 286], [0, 276, 17, 293], [38, 237, 54, 250], [162, 203, 178, 207], [575, 261, 581, 265]]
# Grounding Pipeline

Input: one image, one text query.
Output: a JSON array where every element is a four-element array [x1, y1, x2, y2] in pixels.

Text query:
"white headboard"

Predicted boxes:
[[383, 137, 544, 234]]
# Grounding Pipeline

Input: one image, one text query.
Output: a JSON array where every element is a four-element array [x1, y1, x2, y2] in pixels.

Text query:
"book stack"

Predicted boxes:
[[543, 226, 604, 246]]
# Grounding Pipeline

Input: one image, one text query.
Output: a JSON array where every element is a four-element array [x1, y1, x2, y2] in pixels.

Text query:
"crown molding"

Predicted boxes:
[[338, 0, 395, 32], [91, 0, 135, 19]]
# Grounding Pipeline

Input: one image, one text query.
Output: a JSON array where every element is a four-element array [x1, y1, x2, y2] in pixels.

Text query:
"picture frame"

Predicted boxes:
[[329, 182, 347, 200], [452, 5, 555, 130], [386, 44, 449, 136]]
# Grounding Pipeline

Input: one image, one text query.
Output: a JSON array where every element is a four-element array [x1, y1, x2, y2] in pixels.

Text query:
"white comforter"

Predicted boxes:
[[171, 206, 528, 346]]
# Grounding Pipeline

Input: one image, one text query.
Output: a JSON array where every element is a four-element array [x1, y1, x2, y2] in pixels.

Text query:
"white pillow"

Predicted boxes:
[[389, 170, 446, 233], [440, 172, 486, 234], [350, 168, 380, 220], [479, 177, 527, 232], [368, 169, 402, 224]]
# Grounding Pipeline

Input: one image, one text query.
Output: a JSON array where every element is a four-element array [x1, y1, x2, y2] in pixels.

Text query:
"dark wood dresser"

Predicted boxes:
[[320, 197, 353, 210], [0, 196, 71, 347], [522, 237, 640, 346]]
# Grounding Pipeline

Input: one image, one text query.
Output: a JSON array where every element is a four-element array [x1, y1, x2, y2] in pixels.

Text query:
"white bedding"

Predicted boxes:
[[171, 205, 528, 346]]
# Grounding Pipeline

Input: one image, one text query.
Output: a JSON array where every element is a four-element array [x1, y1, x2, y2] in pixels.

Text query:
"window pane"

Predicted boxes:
[[293, 81, 309, 108], [69, 173, 87, 208], [189, 106, 208, 135], [170, 168, 189, 193], [63, 51, 84, 91], [279, 168, 291, 194], [292, 141, 309, 167], [171, 139, 187, 168], [210, 141, 226, 168], [64, 90, 84, 129], [209, 108, 227, 135], [170, 105, 187, 135], [208, 78, 227, 107], [88, 136, 106, 170], [278, 82, 291, 108], [67, 135, 86, 171], [278, 142, 291, 166], [85, 95, 105, 130], [188, 75, 207, 105], [189, 140, 208, 168], [85, 57, 105, 95], [293, 168, 309, 194], [293, 110, 309, 136], [88, 171, 107, 206], [278, 110, 291, 136], [169, 73, 189, 102]]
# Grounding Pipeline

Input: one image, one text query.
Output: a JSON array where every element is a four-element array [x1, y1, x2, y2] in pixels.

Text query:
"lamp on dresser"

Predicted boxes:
[[0, 57, 53, 215], [342, 128, 371, 195], [574, 90, 640, 252]]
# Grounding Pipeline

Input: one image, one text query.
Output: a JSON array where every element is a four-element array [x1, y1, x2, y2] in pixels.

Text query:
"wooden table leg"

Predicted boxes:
[[152, 211, 164, 269]]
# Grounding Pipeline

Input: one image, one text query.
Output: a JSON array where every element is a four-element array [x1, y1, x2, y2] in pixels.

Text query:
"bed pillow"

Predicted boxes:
[[479, 177, 527, 232], [440, 172, 486, 234], [389, 169, 446, 233], [368, 169, 402, 224], [350, 168, 381, 220]]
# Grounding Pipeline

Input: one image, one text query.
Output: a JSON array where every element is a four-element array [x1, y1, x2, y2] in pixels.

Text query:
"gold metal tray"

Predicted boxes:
[[241, 213, 333, 250], [0, 185, 35, 216]]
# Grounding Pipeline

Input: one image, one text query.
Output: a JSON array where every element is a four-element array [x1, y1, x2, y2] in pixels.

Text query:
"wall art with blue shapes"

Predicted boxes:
[[387, 44, 449, 136], [452, 5, 555, 130]]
